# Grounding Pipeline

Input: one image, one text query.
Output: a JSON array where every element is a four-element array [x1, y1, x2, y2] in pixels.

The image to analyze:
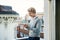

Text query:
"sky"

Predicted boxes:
[[0, 0, 44, 17]]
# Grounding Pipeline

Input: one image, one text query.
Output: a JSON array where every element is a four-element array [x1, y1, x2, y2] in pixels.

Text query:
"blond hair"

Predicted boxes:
[[28, 7, 36, 13]]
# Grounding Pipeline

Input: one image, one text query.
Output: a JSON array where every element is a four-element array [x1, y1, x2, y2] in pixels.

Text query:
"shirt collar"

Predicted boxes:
[[31, 16, 38, 20]]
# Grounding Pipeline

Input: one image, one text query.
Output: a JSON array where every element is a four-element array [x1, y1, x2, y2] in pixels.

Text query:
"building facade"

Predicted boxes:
[[0, 5, 19, 40]]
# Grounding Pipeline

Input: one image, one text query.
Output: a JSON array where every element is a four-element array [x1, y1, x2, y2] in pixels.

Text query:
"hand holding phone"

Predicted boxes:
[[23, 24, 28, 28]]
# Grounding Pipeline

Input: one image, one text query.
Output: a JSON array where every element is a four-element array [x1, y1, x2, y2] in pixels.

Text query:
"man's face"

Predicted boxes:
[[29, 12, 36, 17]]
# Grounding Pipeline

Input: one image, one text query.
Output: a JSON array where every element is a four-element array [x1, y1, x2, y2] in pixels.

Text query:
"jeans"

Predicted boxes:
[[16, 39, 28, 40], [27, 37, 40, 40]]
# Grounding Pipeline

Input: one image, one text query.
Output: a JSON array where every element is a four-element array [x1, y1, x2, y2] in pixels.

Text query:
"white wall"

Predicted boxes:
[[49, 0, 55, 40], [0, 23, 5, 40], [44, 0, 50, 40], [0, 22, 18, 40], [0, 15, 19, 40], [44, 0, 55, 40]]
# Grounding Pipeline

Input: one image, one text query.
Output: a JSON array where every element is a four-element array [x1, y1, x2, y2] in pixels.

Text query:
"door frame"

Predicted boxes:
[[44, 0, 55, 40]]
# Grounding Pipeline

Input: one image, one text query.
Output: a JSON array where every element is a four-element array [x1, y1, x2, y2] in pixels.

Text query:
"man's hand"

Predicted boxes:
[[23, 24, 28, 28], [19, 28, 29, 35]]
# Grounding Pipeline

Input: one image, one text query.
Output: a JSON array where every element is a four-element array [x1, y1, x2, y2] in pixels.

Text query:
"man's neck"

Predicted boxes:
[[31, 16, 37, 19], [31, 15, 36, 18]]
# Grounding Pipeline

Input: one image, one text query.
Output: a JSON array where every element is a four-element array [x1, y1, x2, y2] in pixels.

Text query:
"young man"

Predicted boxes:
[[24, 7, 42, 40]]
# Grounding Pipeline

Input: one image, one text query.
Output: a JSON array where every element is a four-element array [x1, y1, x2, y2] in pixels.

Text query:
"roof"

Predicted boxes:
[[0, 5, 12, 11], [0, 5, 19, 15], [0, 11, 19, 15]]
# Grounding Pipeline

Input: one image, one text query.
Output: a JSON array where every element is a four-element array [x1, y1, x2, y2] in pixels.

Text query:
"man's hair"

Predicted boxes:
[[28, 7, 36, 13]]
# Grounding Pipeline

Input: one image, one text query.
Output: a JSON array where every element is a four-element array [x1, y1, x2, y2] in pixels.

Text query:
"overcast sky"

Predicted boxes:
[[0, 0, 44, 17]]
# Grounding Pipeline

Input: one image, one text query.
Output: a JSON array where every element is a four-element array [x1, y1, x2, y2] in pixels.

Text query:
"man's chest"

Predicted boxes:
[[29, 19, 36, 27]]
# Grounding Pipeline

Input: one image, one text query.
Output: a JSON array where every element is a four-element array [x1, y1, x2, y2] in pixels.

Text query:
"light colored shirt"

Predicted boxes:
[[28, 16, 42, 37]]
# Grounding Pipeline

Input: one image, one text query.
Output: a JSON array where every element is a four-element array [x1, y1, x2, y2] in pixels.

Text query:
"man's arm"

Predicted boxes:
[[17, 24, 29, 35], [18, 28, 29, 35]]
